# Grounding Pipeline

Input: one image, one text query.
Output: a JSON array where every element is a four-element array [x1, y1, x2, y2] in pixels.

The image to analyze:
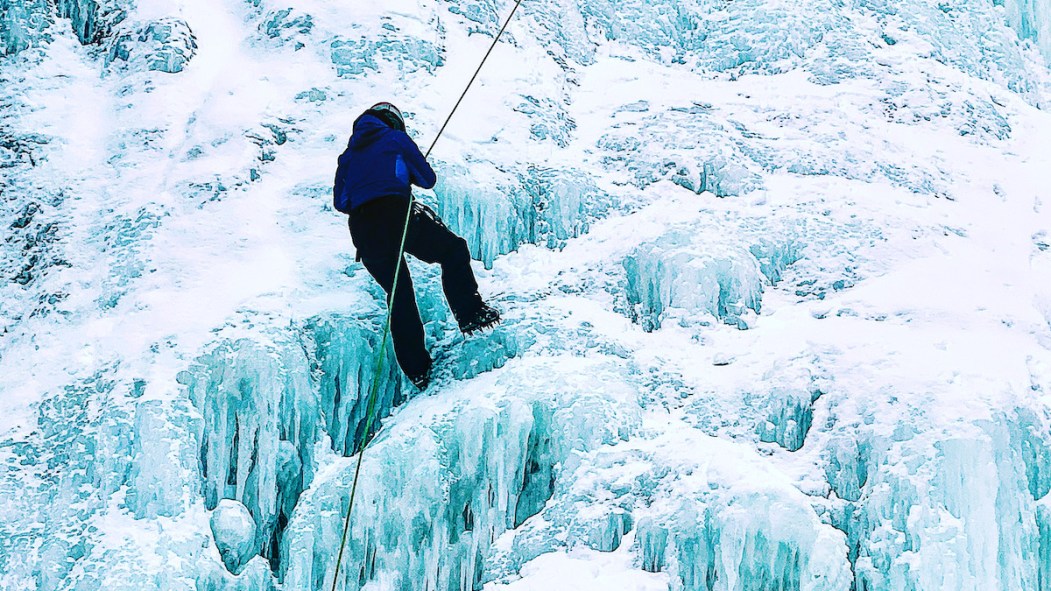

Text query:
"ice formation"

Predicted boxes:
[[1003, 0, 1051, 61], [2, 0, 1051, 590], [211, 499, 259, 574], [106, 18, 198, 74]]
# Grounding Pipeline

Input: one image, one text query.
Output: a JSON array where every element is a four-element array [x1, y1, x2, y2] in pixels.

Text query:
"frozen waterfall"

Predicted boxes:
[[2, 0, 1051, 590]]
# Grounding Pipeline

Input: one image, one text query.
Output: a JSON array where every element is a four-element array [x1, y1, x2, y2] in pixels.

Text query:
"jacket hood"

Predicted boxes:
[[348, 114, 394, 150]]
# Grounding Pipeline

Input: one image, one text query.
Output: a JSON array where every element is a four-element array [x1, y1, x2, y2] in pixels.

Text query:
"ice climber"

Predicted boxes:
[[333, 102, 501, 390]]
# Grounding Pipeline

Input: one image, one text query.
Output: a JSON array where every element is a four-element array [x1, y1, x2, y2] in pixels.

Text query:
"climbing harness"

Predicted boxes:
[[329, 2, 525, 590]]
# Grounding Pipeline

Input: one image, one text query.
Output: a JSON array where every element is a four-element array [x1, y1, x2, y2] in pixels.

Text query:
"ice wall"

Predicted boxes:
[[0, 373, 206, 591], [55, 0, 127, 45], [179, 310, 415, 572], [487, 430, 853, 591], [0, 0, 201, 78], [597, 106, 765, 198], [668, 361, 1051, 591], [183, 336, 319, 569], [570, 0, 841, 74], [432, 164, 619, 269], [0, 0, 52, 56], [597, 91, 1013, 202], [824, 411, 1050, 590], [305, 314, 410, 457], [172, 283, 528, 581], [1002, 0, 1051, 62], [0, 0, 128, 56], [522, 0, 1050, 102], [106, 18, 198, 74], [622, 230, 766, 332], [618, 212, 881, 332], [0, 310, 421, 589], [3, 0, 1051, 590], [0, 62, 68, 336], [1040, 497, 1051, 588], [280, 356, 642, 591]]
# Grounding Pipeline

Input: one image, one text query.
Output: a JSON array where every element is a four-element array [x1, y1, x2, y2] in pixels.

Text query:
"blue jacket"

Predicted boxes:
[[333, 114, 437, 213]]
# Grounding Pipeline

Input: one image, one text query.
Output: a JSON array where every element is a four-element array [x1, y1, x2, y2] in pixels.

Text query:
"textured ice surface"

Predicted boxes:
[[618, 209, 884, 333], [282, 356, 641, 591], [0, 0, 52, 56], [1003, 0, 1051, 61], [487, 429, 853, 591], [2, 0, 1051, 590], [432, 163, 618, 268], [0, 0, 129, 55], [106, 18, 198, 74], [622, 229, 766, 331]]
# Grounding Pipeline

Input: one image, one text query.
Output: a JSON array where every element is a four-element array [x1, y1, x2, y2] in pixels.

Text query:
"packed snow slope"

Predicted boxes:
[[2, 0, 1051, 590]]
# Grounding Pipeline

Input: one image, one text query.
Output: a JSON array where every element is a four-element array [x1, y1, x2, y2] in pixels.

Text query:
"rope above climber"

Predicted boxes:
[[333, 102, 501, 390]]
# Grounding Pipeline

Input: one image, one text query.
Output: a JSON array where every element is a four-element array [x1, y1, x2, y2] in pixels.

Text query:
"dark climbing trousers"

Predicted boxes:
[[349, 197, 482, 379]]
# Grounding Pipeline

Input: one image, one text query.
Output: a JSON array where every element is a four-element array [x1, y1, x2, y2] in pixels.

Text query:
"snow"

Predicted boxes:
[[1, 0, 1051, 590], [486, 542, 669, 591]]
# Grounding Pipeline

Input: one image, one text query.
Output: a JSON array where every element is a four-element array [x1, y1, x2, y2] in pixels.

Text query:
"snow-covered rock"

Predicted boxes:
[[211, 499, 258, 574]]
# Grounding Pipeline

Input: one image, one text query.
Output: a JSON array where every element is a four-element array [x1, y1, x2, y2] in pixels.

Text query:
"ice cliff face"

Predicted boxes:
[[2, 1, 1051, 590]]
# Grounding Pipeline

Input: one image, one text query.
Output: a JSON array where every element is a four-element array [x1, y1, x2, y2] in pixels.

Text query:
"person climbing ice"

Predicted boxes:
[[333, 102, 501, 390]]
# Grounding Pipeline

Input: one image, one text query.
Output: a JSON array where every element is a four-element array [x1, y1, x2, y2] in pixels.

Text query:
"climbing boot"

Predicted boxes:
[[458, 302, 501, 335]]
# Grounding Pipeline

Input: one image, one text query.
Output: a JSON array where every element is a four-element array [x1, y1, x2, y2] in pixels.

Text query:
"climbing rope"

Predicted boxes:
[[329, 2, 524, 590]]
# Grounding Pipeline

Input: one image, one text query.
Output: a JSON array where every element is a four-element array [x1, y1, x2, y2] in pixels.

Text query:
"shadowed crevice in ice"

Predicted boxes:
[[303, 315, 405, 457]]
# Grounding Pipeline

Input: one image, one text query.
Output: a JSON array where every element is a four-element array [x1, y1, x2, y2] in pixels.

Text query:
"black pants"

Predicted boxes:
[[349, 198, 482, 378]]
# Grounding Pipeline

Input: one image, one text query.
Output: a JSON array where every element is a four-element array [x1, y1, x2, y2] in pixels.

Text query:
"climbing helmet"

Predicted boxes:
[[367, 101, 406, 132]]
